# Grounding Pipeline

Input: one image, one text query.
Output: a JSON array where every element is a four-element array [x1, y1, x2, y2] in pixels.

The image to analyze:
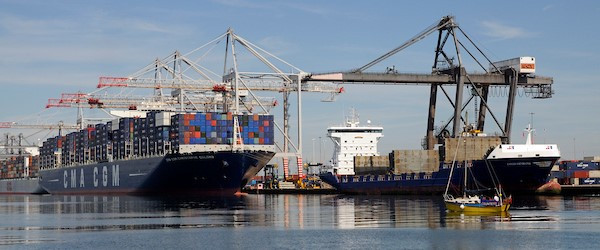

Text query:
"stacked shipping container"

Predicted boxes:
[[0, 155, 38, 178], [551, 161, 600, 185], [391, 150, 439, 174], [37, 111, 275, 169], [442, 137, 501, 163], [354, 155, 390, 175], [170, 112, 274, 152]]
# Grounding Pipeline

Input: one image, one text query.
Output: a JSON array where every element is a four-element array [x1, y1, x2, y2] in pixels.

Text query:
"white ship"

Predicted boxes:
[[327, 109, 383, 175]]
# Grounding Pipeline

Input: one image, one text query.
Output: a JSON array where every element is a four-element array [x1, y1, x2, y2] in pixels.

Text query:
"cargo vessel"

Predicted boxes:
[[37, 111, 276, 195], [320, 112, 561, 194], [0, 153, 46, 194], [0, 178, 45, 194]]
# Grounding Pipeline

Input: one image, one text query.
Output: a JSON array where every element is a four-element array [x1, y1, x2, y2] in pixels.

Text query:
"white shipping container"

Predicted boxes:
[[489, 56, 535, 74], [156, 112, 174, 126], [110, 119, 120, 131], [589, 170, 600, 178], [583, 156, 600, 162]]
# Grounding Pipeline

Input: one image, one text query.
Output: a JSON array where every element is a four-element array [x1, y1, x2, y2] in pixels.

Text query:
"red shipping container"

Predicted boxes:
[[263, 120, 269, 126], [253, 114, 259, 121], [184, 138, 190, 144], [249, 132, 254, 138], [574, 171, 589, 178], [194, 132, 200, 138], [206, 113, 212, 120], [259, 138, 264, 144], [227, 112, 233, 120], [211, 120, 217, 126], [259, 126, 264, 132]]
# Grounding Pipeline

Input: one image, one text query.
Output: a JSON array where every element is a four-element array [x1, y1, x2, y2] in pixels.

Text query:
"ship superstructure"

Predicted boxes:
[[327, 109, 383, 175], [487, 124, 560, 161]]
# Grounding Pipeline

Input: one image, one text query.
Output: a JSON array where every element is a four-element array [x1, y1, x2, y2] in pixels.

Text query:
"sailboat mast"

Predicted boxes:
[[463, 138, 467, 198]]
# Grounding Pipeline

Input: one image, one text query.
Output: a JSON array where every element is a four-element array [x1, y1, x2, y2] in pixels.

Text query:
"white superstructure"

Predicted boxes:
[[327, 109, 383, 175], [487, 124, 560, 160]]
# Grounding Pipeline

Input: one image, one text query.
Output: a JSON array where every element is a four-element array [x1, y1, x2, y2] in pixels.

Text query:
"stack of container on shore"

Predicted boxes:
[[37, 111, 274, 170], [550, 160, 600, 185]]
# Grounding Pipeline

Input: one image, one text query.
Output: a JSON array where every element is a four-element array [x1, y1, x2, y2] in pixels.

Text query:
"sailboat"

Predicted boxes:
[[443, 127, 512, 213]]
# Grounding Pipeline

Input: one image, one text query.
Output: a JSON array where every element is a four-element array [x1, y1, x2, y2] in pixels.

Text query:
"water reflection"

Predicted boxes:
[[0, 194, 599, 233]]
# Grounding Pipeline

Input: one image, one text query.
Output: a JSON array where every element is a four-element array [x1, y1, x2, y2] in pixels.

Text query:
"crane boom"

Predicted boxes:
[[0, 122, 78, 130]]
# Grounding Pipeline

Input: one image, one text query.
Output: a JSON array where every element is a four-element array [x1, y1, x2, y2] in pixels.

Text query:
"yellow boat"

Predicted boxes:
[[444, 197, 510, 214], [443, 131, 512, 215]]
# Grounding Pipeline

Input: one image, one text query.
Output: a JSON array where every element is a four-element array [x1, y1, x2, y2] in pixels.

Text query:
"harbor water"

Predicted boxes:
[[1, 194, 599, 249]]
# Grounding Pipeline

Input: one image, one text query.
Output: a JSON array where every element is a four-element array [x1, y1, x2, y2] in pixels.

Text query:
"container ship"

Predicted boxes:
[[0, 155, 46, 194], [319, 111, 561, 195], [37, 111, 276, 195]]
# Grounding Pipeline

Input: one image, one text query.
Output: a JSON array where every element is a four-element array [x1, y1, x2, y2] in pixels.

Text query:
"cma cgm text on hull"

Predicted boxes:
[[38, 111, 276, 195]]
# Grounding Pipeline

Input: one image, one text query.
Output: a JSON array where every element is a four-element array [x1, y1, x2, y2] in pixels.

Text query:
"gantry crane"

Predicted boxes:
[[0, 121, 74, 159], [53, 29, 343, 179], [304, 16, 553, 148], [47, 92, 279, 113]]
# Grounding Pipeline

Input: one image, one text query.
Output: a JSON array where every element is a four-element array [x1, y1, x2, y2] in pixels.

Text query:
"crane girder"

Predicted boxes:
[[0, 122, 78, 130], [46, 91, 278, 112], [305, 72, 552, 86]]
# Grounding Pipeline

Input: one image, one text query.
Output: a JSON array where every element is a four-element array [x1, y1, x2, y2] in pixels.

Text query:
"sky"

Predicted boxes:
[[0, 0, 599, 170]]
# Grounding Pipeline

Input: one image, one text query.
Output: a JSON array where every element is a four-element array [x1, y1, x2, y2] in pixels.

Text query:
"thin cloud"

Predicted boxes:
[[282, 2, 328, 16], [257, 36, 299, 56], [542, 4, 554, 11], [210, 0, 271, 9], [211, 0, 329, 16], [480, 21, 534, 40], [0, 13, 76, 36]]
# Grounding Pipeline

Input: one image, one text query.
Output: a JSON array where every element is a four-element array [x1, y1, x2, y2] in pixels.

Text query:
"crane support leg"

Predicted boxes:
[[477, 86, 489, 131], [452, 67, 465, 137], [504, 69, 517, 144], [283, 91, 290, 179], [426, 84, 437, 149]]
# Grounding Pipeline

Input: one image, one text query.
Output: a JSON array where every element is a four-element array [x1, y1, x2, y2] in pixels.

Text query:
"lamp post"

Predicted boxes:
[[312, 138, 316, 164], [318, 136, 322, 164]]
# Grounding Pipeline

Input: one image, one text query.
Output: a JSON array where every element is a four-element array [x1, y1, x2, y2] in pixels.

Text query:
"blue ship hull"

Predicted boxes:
[[38, 151, 275, 195], [321, 156, 559, 195]]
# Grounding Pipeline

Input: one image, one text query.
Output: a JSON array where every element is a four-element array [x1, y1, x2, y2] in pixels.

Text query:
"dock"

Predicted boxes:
[[560, 185, 600, 195]]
